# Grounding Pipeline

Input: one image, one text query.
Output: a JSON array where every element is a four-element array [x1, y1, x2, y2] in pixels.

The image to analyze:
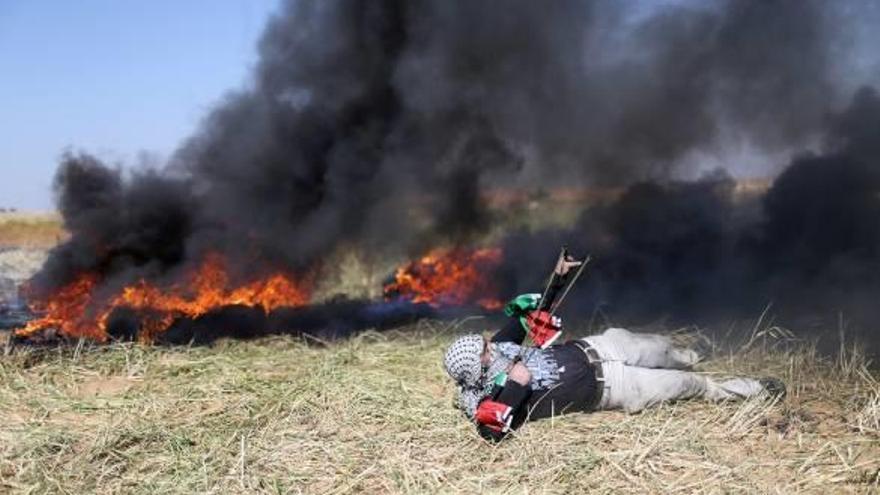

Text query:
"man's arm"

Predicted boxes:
[[490, 318, 528, 344], [491, 252, 576, 344], [538, 274, 567, 311], [540, 251, 583, 310], [490, 274, 565, 344], [476, 363, 531, 442]]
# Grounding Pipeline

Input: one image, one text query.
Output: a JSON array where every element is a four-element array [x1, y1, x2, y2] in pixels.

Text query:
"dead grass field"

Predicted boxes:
[[0, 212, 66, 249], [1, 323, 877, 494], [0, 199, 877, 493]]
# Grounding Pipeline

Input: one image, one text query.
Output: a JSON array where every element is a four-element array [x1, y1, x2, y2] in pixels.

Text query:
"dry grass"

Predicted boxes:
[[0, 322, 878, 494], [0, 212, 66, 249]]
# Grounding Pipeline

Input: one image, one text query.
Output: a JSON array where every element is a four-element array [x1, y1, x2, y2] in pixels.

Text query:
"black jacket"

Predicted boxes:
[[477, 277, 599, 442]]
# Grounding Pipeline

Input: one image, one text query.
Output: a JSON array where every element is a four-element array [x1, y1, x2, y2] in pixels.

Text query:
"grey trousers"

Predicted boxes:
[[583, 328, 765, 413]]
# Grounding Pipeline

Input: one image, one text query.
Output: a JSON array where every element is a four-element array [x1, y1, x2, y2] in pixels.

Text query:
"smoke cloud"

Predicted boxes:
[[26, 0, 880, 347], [500, 87, 880, 349]]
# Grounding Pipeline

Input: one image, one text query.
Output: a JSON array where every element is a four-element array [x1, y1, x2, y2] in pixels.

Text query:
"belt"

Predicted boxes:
[[572, 340, 605, 410]]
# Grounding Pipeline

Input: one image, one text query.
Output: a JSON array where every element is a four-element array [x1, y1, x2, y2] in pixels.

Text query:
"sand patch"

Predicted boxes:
[[76, 376, 137, 398]]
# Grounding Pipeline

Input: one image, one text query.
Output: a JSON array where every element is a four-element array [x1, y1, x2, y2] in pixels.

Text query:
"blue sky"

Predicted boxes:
[[0, 0, 280, 210]]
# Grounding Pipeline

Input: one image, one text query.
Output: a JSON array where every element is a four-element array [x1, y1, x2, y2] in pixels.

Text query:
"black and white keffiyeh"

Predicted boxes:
[[452, 341, 562, 418]]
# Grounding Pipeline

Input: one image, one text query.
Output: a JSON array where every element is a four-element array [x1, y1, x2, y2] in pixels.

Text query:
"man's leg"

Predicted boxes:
[[602, 365, 766, 413], [585, 327, 699, 369]]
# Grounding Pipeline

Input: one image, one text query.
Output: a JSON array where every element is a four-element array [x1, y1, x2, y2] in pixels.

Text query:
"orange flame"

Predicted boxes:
[[383, 247, 503, 309], [17, 273, 103, 341], [16, 253, 310, 342]]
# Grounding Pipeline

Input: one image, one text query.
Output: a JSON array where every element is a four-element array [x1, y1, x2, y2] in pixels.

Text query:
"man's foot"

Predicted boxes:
[[690, 337, 715, 364], [670, 348, 701, 369], [759, 377, 787, 400]]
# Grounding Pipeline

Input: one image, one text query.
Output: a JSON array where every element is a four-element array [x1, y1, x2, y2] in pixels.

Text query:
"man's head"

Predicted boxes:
[[443, 334, 491, 388]]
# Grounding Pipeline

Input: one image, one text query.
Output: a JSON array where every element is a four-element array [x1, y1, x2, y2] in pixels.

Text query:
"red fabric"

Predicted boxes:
[[526, 310, 562, 349], [475, 400, 513, 432]]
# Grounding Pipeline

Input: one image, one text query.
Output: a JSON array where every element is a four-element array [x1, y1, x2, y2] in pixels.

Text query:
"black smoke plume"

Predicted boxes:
[[499, 88, 880, 350], [23, 0, 880, 346]]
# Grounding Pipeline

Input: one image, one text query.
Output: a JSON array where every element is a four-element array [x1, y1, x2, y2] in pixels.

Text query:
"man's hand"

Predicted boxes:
[[554, 250, 583, 276], [508, 362, 531, 385]]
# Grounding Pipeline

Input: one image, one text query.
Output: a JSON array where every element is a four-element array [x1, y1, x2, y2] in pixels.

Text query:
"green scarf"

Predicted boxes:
[[503, 293, 541, 332]]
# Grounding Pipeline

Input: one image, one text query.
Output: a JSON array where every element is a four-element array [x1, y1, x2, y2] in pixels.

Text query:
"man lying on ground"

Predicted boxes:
[[444, 252, 786, 442]]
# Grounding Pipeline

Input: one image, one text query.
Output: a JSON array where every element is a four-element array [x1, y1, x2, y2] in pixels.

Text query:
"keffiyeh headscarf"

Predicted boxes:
[[444, 334, 493, 418], [446, 337, 562, 418], [444, 334, 484, 388]]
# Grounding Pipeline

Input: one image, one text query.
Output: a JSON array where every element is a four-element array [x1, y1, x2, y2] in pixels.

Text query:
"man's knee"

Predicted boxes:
[[623, 399, 648, 414]]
